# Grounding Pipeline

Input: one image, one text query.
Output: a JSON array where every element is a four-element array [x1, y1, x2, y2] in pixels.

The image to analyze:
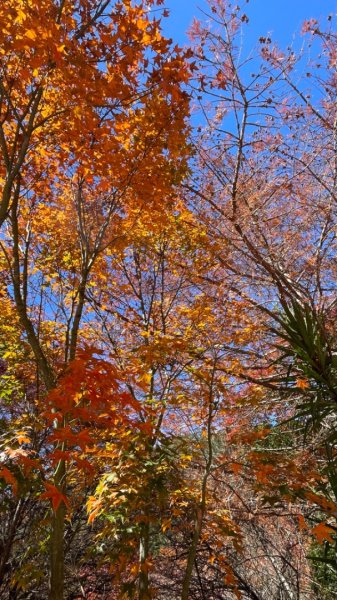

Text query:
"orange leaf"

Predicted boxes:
[[231, 462, 243, 475], [298, 514, 308, 531], [312, 522, 335, 544], [296, 378, 310, 390], [16, 431, 31, 445], [87, 496, 102, 523]]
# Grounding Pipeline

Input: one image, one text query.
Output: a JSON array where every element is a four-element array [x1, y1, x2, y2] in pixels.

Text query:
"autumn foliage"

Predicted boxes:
[[1, 0, 337, 599]]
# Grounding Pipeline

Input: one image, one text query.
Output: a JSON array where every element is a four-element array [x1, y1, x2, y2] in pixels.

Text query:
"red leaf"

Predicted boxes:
[[0, 467, 18, 493], [40, 482, 70, 512]]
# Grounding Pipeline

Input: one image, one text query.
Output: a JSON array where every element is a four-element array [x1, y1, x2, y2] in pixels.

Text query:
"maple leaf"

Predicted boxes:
[[40, 483, 70, 512], [0, 467, 18, 493], [311, 522, 335, 544], [298, 514, 308, 531], [296, 378, 310, 390], [16, 431, 31, 445], [87, 496, 103, 523], [25, 29, 37, 40], [230, 462, 243, 475]]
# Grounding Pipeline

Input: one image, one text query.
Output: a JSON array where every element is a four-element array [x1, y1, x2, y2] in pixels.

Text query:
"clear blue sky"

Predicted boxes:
[[162, 0, 337, 46]]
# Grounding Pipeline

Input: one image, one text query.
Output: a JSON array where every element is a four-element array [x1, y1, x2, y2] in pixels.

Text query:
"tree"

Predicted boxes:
[[0, 1, 190, 598], [1, 0, 337, 598], [188, 0, 337, 585]]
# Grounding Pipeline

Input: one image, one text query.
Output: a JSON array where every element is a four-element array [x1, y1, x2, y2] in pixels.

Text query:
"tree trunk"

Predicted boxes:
[[49, 459, 66, 600], [139, 521, 150, 600], [181, 508, 203, 600], [181, 369, 215, 600], [49, 503, 66, 600]]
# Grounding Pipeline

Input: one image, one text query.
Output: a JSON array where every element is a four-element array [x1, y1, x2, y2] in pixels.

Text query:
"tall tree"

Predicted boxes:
[[0, 1, 190, 598], [188, 0, 337, 581]]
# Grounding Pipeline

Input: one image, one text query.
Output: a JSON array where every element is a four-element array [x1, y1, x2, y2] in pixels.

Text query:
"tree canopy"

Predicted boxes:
[[1, 1, 337, 599]]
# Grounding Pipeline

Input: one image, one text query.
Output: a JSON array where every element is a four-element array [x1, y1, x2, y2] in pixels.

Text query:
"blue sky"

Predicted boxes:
[[162, 0, 337, 46]]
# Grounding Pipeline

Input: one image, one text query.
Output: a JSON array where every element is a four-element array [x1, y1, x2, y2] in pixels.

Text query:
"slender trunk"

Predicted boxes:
[[268, 556, 295, 600], [0, 87, 43, 227], [49, 267, 92, 598], [49, 502, 66, 600], [181, 367, 216, 600], [11, 195, 66, 598], [181, 508, 203, 600], [49, 456, 66, 599], [139, 521, 150, 600], [48, 271, 88, 598], [68, 275, 88, 362]]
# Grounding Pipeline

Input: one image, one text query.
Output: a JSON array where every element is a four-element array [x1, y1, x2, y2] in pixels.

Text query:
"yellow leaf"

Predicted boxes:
[[25, 29, 37, 41], [15, 9, 26, 24], [137, 19, 148, 31], [162, 519, 171, 532], [142, 33, 152, 45], [141, 372, 152, 385]]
